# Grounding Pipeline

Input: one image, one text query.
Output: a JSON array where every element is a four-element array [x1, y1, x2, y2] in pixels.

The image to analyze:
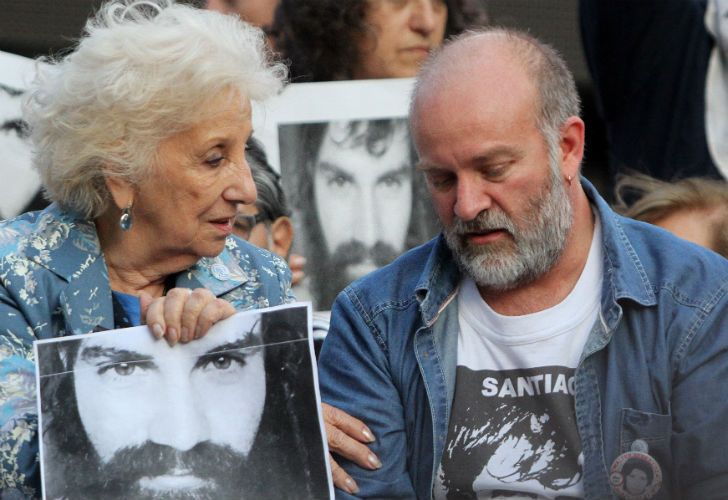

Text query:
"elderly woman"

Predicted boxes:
[[0, 0, 293, 495]]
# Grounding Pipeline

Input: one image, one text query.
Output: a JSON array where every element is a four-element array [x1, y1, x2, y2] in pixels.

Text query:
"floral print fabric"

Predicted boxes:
[[0, 204, 294, 497]]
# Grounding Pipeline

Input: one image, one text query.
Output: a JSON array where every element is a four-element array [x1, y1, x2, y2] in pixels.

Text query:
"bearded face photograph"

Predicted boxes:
[[34, 304, 332, 500], [278, 117, 437, 310]]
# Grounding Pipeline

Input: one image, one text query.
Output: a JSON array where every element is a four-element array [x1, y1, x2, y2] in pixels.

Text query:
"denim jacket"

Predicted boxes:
[[318, 179, 728, 499], [0, 204, 294, 497]]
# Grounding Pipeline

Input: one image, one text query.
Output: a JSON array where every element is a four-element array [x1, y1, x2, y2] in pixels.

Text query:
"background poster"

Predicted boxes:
[[35, 303, 333, 500], [253, 80, 439, 309], [0, 50, 43, 219]]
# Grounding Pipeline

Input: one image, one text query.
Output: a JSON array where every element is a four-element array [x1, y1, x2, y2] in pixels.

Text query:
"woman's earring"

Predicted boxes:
[[119, 202, 133, 231]]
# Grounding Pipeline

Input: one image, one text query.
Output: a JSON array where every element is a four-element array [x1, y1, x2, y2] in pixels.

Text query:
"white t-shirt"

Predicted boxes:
[[435, 217, 603, 500]]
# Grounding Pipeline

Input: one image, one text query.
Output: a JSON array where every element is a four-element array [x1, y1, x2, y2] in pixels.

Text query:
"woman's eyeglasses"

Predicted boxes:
[[234, 213, 269, 240]]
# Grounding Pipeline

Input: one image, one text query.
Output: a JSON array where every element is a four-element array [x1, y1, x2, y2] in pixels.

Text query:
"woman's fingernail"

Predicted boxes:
[[180, 327, 189, 342], [362, 427, 375, 442], [152, 323, 164, 338], [368, 453, 382, 469], [168, 327, 177, 344], [344, 477, 359, 494]]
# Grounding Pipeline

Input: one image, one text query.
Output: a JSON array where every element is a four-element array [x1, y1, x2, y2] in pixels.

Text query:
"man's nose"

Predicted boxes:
[[357, 188, 379, 248], [453, 179, 492, 221], [149, 385, 211, 451], [409, 0, 440, 36]]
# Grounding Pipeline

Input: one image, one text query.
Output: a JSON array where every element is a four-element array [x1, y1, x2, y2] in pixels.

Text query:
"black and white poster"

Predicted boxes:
[[253, 80, 439, 310], [35, 303, 333, 500]]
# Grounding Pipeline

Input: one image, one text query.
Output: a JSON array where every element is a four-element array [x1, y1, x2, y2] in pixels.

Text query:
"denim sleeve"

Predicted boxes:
[[0, 285, 41, 498], [318, 290, 417, 499], [671, 290, 728, 497]]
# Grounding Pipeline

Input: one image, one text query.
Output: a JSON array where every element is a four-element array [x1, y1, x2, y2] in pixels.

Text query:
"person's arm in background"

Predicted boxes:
[[318, 291, 417, 498]]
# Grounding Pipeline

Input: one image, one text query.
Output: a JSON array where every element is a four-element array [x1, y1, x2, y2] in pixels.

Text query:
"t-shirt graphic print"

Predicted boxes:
[[437, 365, 583, 499], [435, 214, 604, 499]]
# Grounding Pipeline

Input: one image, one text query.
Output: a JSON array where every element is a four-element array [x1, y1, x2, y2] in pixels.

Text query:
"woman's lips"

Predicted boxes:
[[210, 218, 233, 235], [402, 46, 429, 53]]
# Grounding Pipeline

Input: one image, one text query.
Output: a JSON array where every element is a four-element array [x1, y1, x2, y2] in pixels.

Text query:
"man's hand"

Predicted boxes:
[[140, 287, 235, 345], [323, 402, 381, 495]]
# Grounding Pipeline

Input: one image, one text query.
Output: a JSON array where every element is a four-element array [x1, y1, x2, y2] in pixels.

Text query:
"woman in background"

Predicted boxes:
[[272, 0, 488, 81]]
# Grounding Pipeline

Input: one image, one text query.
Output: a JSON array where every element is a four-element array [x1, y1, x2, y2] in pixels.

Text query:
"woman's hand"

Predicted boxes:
[[140, 287, 235, 345], [322, 402, 381, 495]]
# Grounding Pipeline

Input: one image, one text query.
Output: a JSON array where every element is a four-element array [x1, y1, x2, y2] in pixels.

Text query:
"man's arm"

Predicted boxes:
[[671, 292, 728, 497], [318, 290, 417, 498]]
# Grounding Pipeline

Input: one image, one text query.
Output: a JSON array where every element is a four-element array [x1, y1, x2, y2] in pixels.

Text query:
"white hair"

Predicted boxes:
[[24, 0, 287, 218]]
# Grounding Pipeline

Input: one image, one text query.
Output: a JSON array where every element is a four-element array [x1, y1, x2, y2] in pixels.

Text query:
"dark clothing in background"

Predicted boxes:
[[580, 0, 724, 187]]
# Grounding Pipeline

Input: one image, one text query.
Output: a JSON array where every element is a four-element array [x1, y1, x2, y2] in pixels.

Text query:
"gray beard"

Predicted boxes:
[[443, 166, 573, 292]]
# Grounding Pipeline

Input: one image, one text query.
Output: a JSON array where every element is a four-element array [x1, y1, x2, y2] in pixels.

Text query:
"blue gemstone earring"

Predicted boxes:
[[119, 202, 133, 231]]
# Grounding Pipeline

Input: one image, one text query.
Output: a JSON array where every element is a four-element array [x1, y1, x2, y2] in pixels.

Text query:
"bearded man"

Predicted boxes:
[[317, 28, 728, 499]]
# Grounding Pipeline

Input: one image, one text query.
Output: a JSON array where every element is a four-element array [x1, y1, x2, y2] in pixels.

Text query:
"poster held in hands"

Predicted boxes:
[[34, 302, 333, 499]]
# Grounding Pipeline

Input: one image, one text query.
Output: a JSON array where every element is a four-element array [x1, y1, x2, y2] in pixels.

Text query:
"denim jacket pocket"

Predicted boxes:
[[618, 408, 673, 498]]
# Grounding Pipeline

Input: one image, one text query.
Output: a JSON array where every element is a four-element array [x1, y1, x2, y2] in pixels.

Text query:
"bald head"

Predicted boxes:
[[411, 28, 580, 150]]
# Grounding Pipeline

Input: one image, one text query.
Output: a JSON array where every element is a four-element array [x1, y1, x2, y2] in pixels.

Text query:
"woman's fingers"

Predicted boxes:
[[141, 287, 235, 345], [179, 288, 215, 342], [194, 299, 236, 339], [330, 455, 359, 495], [142, 292, 169, 341], [323, 403, 379, 468], [162, 288, 193, 345]]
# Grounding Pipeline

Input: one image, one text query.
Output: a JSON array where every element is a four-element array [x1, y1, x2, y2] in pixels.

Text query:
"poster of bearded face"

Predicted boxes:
[[253, 80, 439, 310], [35, 303, 333, 500]]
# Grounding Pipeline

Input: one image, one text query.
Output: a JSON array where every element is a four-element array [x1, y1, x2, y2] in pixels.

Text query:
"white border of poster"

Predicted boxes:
[[252, 77, 415, 173], [0, 50, 39, 89]]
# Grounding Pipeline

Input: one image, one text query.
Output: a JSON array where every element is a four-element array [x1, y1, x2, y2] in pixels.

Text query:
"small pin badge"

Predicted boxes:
[[609, 442, 662, 500], [211, 262, 230, 281]]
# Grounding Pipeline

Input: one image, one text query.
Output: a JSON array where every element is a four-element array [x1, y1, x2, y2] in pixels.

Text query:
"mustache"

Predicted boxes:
[[97, 441, 246, 494], [329, 240, 400, 269], [449, 209, 517, 238]]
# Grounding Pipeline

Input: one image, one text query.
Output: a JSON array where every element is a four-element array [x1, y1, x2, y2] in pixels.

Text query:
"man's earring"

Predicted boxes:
[[119, 202, 133, 231]]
